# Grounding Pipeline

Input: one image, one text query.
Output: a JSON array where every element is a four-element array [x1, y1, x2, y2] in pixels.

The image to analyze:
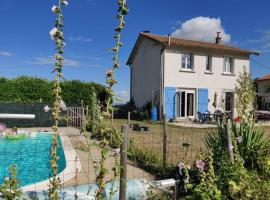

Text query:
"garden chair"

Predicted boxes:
[[197, 112, 205, 124]]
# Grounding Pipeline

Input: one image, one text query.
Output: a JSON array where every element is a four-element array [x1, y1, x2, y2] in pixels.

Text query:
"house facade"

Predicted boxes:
[[257, 75, 270, 110], [127, 32, 259, 120]]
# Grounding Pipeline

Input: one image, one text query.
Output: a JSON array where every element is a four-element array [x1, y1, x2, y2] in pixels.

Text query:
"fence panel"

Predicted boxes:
[[67, 107, 84, 128]]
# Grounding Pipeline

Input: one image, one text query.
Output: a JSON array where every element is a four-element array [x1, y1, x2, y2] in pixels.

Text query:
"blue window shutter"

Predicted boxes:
[[164, 87, 176, 119], [198, 88, 208, 113]]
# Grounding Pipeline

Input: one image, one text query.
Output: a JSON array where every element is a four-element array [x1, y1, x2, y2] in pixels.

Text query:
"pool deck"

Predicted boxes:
[[21, 127, 154, 192], [21, 131, 82, 192]]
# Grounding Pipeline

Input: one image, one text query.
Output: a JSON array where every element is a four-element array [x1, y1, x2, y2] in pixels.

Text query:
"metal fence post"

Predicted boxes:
[[163, 115, 168, 173], [120, 124, 129, 200], [226, 119, 234, 163]]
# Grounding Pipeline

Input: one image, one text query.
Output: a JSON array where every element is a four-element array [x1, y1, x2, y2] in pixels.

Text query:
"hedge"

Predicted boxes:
[[0, 76, 109, 107]]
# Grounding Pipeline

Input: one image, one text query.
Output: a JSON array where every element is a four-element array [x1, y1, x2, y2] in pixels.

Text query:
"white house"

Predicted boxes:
[[257, 74, 270, 110], [127, 32, 259, 120]]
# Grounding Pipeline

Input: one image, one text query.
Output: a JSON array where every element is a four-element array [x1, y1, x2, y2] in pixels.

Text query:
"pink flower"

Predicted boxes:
[[228, 144, 234, 151], [178, 162, 185, 175], [196, 160, 205, 170], [237, 136, 243, 144]]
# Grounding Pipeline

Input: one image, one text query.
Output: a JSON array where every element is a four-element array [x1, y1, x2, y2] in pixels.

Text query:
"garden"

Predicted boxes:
[[0, 0, 269, 200]]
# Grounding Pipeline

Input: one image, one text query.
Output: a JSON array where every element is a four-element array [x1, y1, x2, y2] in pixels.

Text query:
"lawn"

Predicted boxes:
[[112, 119, 270, 166], [112, 119, 216, 165]]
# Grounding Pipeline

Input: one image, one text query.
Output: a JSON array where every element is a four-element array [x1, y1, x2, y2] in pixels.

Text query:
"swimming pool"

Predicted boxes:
[[0, 132, 66, 187]]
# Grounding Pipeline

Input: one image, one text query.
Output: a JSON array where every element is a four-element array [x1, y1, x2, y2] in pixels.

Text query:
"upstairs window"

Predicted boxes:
[[206, 55, 212, 72], [181, 53, 193, 70], [224, 57, 234, 74]]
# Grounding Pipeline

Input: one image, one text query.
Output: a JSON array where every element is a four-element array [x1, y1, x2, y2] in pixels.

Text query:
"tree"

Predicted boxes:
[[235, 66, 256, 125]]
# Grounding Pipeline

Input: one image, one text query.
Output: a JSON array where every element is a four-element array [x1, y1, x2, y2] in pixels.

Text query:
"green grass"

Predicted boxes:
[[112, 119, 216, 166]]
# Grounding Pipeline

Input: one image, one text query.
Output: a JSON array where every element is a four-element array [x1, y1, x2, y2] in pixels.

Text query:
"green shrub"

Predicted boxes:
[[0, 76, 109, 106], [232, 123, 270, 171], [205, 122, 270, 199]]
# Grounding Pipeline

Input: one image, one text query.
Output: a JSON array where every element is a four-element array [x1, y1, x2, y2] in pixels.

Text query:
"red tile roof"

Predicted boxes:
[[258, 74, 270, 81], [127, 32, 259, 65]]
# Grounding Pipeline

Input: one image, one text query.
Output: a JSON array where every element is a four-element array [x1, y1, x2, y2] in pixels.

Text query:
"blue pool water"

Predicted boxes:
[[0, 133, 66, 187]]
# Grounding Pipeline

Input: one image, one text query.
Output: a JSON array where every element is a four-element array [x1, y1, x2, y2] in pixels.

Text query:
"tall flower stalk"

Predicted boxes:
[[104, 0, 128, 118], [95, 0, 128, 199], [49, 0, 68, 199]]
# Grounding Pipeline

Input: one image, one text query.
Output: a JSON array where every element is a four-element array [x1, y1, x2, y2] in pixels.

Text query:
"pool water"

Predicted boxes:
[[0, 133, 66, 187]]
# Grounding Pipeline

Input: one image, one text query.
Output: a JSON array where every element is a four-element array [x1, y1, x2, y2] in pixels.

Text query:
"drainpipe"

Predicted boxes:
[[168, 34, 171, 46]]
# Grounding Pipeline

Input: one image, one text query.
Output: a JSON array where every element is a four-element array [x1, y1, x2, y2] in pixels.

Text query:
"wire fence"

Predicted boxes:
[[0, 110, 219, 199]]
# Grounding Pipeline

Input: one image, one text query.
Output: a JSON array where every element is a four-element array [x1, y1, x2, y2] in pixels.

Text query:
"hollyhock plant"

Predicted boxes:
[[44, 105, 50, 113], [52, 5, 60, 13], [196, 160, 205, 170], [234, 116, 241, 123], [178, 162, 185, 175], [49, 27, 58, 40], [236, 136, 243, 144], [228, 144, 234, 151], [61, 0, 68, 6]]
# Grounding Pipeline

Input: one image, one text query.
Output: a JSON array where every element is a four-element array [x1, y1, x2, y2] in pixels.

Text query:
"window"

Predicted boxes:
[[181, 53, 193, 70], [206, 55, 212, 72], [224, 57, 234, 74]]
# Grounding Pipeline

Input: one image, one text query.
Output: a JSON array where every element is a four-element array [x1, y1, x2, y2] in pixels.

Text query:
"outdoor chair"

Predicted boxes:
[[197, 112, 205, 124]]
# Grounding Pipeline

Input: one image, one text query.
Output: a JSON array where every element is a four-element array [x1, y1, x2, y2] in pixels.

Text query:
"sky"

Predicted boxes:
[[0, 0, 270, 103]]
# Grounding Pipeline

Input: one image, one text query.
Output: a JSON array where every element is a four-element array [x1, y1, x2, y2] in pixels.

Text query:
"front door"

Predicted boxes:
[[176, 90, 195, 118]]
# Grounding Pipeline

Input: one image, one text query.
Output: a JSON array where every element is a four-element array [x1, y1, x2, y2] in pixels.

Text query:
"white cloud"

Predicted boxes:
[[171, 16, 231, 43], [114, 90, 130, 104], [69, 36, 93, 43], [0, 51, 12, 57], [26, 56, 79, 67]]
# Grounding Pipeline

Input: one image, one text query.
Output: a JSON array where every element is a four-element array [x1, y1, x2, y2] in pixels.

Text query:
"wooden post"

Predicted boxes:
[[226, 119, 234, 163], [119, 124, 129, 200], [163, 115, 168, 172], [111, 108, 114, 126], [128, 111, 131, 126]]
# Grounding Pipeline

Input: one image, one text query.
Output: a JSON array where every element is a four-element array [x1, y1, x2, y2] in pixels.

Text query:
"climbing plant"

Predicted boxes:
[[49, 0, 68, 199]]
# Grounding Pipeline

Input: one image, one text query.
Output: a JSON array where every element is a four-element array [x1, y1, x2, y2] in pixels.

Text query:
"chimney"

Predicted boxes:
[[168, 34, 171, 46], [215, 32, 221, 44]]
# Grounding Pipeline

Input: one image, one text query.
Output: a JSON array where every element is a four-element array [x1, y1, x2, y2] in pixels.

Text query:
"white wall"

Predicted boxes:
[[164, 50, 250, 115], [131, 38, 162, 108]]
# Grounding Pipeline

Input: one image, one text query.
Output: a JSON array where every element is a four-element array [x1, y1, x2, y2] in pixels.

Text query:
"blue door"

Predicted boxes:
[[164, 87, 176, 119], [198, 88, 208, 113]]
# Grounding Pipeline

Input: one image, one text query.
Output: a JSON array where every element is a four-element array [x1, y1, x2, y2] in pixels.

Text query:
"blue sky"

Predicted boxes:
[[0, 0, 269, 102]]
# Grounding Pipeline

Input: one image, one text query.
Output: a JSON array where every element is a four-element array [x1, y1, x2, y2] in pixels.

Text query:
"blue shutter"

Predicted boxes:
[[198, 88, 208, 113], [164, 87, 176, 119]]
